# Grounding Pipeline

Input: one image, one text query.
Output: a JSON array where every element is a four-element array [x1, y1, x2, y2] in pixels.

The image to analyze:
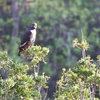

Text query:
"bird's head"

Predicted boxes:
[[30, 23, 37, 29]]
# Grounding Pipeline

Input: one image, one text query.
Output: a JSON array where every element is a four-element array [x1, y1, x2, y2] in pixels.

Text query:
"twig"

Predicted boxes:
[[66, 78, 75, 100], [33, 66, 37, 78], [34, 64, 40, 78], [58, 86, 60, 99], [43, 89, 48, 100], [4, 87, 10, 100], [81, 29, 86, 59]]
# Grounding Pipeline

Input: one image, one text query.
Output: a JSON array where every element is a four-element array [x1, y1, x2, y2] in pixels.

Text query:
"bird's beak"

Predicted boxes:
[[35, 24, 37, 29], [33, 23, 37, 29]]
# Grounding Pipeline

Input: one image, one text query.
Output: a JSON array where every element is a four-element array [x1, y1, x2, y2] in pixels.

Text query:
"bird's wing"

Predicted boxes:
[[19, 30, 31, 48]]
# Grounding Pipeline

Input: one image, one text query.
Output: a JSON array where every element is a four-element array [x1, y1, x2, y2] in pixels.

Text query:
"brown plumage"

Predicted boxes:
[[18, 23, 37, 56]]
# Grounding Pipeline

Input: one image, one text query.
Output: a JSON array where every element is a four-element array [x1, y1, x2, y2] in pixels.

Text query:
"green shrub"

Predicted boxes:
[[0, 46, 49, 100]]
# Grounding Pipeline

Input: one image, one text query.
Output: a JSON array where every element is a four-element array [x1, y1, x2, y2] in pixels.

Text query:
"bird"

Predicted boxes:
[[18, 23, 37, 56]]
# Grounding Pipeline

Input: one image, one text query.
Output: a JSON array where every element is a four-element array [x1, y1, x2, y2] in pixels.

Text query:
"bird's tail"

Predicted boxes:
[[18, 49, 25, 56], [18, 51, 21, 56]]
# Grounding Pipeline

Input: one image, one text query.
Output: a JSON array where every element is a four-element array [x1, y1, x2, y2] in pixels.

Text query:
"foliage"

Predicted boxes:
[[0, 46, 49, 100], [54, 37, 100, 100], [0, 0, 100, 99], [0, 36, 100, 100], [0, 0, 100, 67]]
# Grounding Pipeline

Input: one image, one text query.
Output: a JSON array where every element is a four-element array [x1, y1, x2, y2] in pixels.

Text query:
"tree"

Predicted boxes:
[[54, 35, 100, 100], [0, 0, 100, 99], [0, 45, 49, 100]]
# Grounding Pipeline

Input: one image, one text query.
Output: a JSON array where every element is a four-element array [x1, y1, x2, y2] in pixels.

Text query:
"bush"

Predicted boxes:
[[0, 37, 100, 100], [0, 46, 49, 100], [54, 35, 100, 100]]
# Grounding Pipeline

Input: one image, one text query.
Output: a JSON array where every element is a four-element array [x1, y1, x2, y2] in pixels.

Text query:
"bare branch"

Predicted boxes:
[[81, 29, 86, 59]]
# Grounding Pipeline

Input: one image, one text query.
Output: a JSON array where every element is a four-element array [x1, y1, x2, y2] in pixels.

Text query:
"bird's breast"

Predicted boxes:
[[30, 29, 36, 42]]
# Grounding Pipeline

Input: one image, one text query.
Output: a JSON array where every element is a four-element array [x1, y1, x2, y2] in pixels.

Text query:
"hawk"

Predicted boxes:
[[18, 23, 37, 56]]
